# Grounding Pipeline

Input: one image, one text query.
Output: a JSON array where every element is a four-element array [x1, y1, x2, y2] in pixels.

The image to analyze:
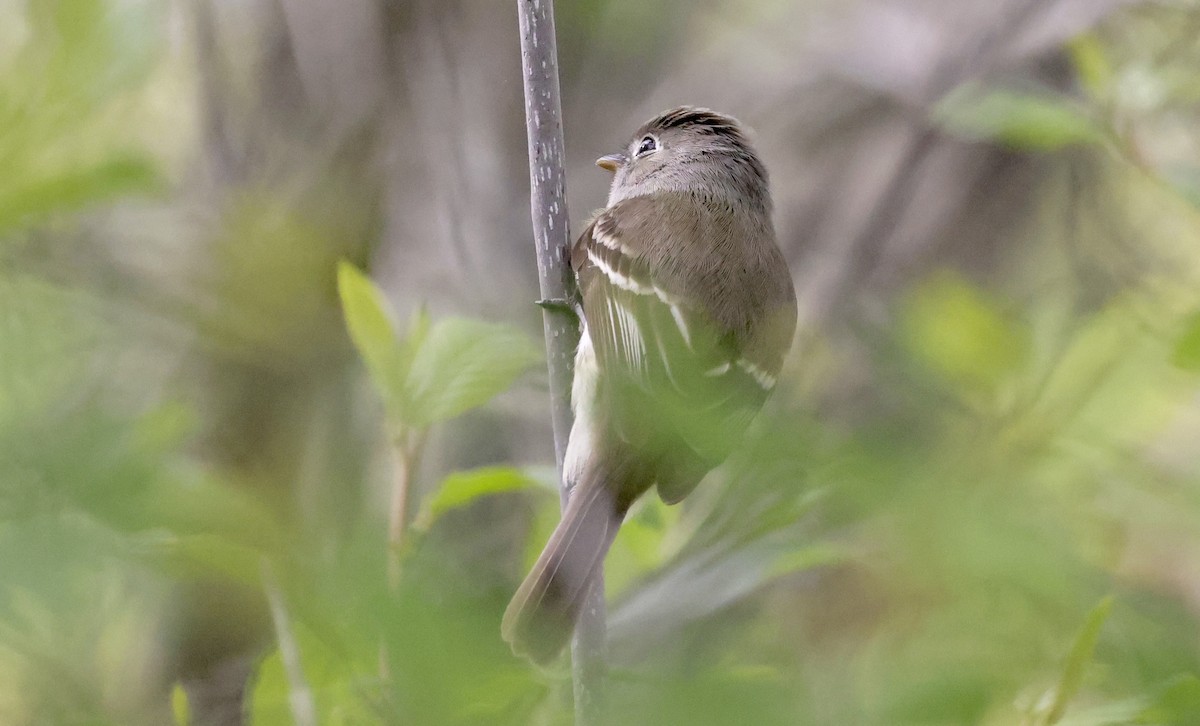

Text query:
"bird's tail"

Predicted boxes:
[[501, 469, 624, 664]]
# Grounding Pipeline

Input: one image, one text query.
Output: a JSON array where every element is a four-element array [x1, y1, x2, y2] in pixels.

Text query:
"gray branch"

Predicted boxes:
[[515, 0, 605, 722]]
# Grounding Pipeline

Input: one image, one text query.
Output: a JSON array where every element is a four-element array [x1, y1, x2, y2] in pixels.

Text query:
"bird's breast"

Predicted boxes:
[[563, 327, 599, 488]]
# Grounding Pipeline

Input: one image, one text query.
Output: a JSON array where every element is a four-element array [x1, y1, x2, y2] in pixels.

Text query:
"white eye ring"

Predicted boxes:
[[635, 136, 657, 156]]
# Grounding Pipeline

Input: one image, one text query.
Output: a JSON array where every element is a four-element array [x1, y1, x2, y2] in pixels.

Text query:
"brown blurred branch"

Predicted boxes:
[[515, 0, 603, 722]]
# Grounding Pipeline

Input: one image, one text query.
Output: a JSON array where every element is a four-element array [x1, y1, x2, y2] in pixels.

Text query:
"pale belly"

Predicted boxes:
[[562, 328, 598, 489]]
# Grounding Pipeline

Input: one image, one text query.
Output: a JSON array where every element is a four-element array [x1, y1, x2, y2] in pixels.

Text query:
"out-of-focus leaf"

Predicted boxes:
[[134, 532, 262, 587], [0, 155, 161, 235], [0, 0, 165, 241], [609, 535, 845, 660], [606, 665, 795, 726], [337, 261, 406, 414], [413, 466, 541, 532], [934, 84, 1106, 150], [1165, 167, 1200, 210], [248, 589, 302, 725], [171, 683, 189, 726], [901, 272, 1029, 391], [1036, 697, 1147, 726], [141, 473, 280, 546], [1069, 35, 1113, 100], [1020, 295, 1186, 451], [130, 401, 195, 454], [249, 628, 376, 726], [1170, 311, 1200, 371], [621, 500, 676, 563], [765, 542, 847, 580], [404, 317, 539, 426], [1135, 675, 1200, 726], [1039, 596, 1114, 725], [612, 517, 666, 567], [0, 275, 99, 417], [608, 499, 678, 596]]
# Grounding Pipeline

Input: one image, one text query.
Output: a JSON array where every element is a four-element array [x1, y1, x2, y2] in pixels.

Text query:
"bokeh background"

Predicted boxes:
[[4, 0, 1200, 724]]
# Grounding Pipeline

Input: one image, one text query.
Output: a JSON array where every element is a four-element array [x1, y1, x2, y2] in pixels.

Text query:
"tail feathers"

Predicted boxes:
[[502, 477, 622, 664]]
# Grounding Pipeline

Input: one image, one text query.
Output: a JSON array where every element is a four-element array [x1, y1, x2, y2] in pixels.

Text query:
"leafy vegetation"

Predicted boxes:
[[3, 1, 1200, 725]]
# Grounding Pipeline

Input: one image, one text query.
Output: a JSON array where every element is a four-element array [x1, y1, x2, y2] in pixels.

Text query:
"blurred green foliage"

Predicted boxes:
[[933, 85, 1106, 150], [901, 271, 1030, 394], [0, 0, 163, 236], [338, 262, 540, 429], [3, 1, 1200, 725]]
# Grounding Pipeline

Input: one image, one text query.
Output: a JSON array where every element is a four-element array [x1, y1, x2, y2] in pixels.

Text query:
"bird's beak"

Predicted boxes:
[[595, 154, 625, 172]]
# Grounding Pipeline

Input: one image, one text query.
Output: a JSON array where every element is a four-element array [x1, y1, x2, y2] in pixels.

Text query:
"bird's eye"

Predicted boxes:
[[635, 136, 657, 156]]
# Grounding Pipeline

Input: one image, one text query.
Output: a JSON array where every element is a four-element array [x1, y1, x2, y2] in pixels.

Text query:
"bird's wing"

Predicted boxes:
[[571, 196, 781, 466]]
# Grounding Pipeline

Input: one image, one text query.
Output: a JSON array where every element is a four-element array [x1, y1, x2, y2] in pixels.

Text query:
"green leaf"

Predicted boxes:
[[140, 473, 281, 547], [1045, 697, 1148, 726], [414, 466, 542, 532], [765, 542, 848, 580], [403, 317, 539, 426], [249, 622, 376, 725], [338, 265, 538, 427], [0, 154, 161, 235], [134, 532, 263, 587], [397, 305, 432, 392], [0, 274, 99, 416], [1043, 595, 1114, 725], [933, 84, 1105, 150], [1171, 311, 1200, 371], [1069, 34, 1112, 100], [337, 261, 406, 415], [1136, 675, 1200, 725], [172, 683, 189, 726], [130, 401, 195, 455], [610, 535, 841, 645], [607, 499, 679, 595], [901, 271, 1029, 390]]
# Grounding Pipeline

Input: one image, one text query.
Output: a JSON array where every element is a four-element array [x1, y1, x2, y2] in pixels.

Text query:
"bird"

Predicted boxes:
[[503, 107, 797, 664]]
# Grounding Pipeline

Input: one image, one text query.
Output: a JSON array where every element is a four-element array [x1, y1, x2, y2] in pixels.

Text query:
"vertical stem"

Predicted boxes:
[[261, 559, 317, 726], [571, 578, 606, 721], [515, 1, 605, 723], [387, 434, 412, 591], [387, 429, 428, 588], [516, 0, 577, 466], [383, 428, 424, 681]]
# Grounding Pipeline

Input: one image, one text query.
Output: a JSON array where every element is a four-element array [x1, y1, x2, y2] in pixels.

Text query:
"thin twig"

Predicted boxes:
[[387, 428, 428, 588], [515, 0, 605, 722], [383, 428, 425, 682], [261, 559, 317, 726], [387, 438, 410, 589]]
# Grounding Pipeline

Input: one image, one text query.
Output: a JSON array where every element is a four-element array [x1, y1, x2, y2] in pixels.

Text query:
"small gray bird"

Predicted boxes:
[[502, 107, 797, 663]]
